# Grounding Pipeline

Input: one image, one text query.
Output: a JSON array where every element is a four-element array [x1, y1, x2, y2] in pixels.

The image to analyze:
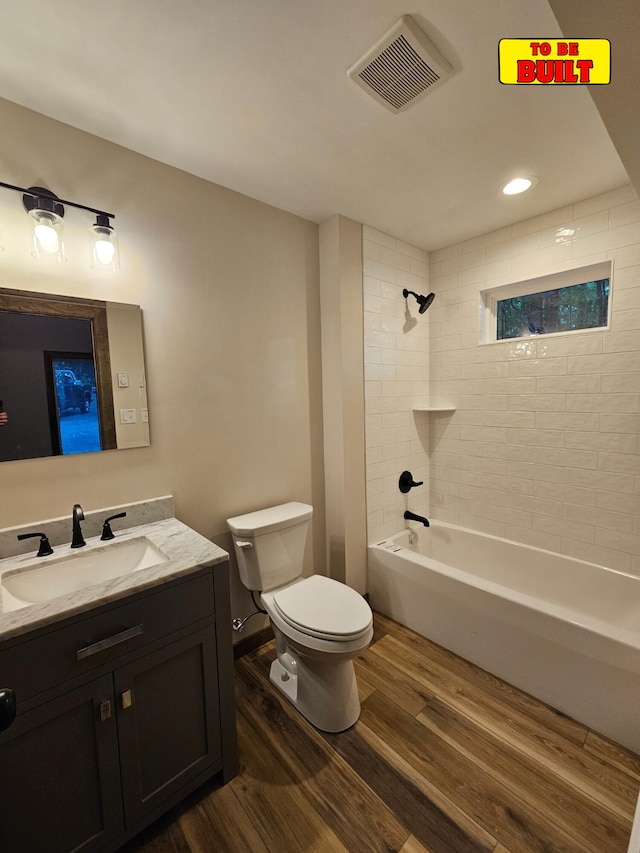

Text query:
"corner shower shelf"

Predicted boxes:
[[413, 405, 456, 412]]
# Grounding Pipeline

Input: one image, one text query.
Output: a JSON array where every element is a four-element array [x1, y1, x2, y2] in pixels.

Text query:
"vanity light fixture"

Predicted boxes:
[[0, 181, 120, 271], [501, 176, 538, 196], [90, 213, 120, 272], [23, 186, 66, 263]]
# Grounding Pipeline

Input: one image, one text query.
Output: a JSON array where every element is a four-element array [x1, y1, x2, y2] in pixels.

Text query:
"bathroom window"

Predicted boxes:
[[480, 261, 612, 344]]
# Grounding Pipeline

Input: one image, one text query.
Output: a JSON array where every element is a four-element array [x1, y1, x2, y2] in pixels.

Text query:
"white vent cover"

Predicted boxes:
[[347, 15, 452, 113]]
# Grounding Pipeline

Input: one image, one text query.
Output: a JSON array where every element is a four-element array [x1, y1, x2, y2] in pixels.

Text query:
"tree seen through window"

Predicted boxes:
[[496, 278, 610, 340]]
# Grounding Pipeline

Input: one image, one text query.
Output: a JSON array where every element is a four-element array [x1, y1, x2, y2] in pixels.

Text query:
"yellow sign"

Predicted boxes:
[[499, 39, 611, 84]]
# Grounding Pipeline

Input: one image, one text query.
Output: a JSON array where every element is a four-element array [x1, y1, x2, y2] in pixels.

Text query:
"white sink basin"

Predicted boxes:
[[1, 537, 168, 612]]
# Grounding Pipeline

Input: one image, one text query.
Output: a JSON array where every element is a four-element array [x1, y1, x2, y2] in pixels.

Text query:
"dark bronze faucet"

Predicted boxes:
[[71, 504, 86, 548]]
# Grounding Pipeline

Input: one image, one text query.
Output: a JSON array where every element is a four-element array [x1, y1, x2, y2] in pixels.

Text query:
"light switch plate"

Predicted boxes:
[[117, 372, 129, 388], [120, 408, 137, 424]]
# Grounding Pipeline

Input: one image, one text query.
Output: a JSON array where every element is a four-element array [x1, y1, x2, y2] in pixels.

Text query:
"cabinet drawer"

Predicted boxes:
[[0, 572, 214, 703]]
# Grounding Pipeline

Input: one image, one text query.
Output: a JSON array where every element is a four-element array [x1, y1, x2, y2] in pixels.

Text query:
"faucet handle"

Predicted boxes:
[[17, 532, 54, 557], [100, 512, 127, 541], [399, 471, 424, 493]]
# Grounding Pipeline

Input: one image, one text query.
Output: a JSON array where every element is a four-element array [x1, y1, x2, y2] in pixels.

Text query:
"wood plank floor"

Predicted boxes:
[[123, 612, 640, 853]]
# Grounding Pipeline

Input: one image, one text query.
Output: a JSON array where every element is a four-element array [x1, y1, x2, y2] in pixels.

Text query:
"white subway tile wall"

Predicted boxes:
[[363, 225, 430, 543], [429, 185, 640, 575]]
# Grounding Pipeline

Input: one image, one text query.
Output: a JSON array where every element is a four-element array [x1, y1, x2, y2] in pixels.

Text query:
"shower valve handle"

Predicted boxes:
[[399, 471, 424, 493]]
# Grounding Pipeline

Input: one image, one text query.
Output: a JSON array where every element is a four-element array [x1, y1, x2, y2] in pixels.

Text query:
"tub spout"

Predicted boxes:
[[404, 510, 430, 527]]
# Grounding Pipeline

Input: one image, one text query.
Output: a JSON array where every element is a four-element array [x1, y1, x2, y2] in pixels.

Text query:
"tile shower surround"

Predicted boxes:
[[364, 185, 640, 574], [363, 227, 431, 544]]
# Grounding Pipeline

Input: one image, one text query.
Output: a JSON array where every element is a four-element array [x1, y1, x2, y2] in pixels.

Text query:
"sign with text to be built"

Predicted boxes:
[[499, 39, 610, 84]]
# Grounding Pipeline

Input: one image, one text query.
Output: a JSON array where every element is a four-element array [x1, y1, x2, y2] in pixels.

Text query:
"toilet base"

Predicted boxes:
[[269, 653, 362, 733]]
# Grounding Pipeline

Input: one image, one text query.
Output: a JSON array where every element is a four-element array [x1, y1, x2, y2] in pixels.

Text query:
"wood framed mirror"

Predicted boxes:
[[0, 287, 149, 462]]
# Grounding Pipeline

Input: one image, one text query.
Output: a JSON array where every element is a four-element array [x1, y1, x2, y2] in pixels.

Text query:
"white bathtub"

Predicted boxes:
[[368, 520, 640, 753]]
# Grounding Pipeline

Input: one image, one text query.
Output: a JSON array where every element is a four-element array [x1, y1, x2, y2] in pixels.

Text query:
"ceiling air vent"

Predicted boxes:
[[347, 15, 452, 113]]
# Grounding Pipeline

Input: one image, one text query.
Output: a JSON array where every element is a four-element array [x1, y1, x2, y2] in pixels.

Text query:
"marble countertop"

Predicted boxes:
[[0, 517, 228, 642]]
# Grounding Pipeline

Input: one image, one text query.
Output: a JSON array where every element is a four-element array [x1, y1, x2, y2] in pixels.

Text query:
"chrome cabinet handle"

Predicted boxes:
[[76, 624, 144, 661]]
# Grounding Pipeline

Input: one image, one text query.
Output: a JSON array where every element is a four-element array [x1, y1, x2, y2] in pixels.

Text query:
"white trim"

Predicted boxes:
[[479, 260, 613, 345]]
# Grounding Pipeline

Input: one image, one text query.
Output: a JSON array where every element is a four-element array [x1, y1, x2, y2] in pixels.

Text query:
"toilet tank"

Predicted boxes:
[[226, 502, 313, 592]]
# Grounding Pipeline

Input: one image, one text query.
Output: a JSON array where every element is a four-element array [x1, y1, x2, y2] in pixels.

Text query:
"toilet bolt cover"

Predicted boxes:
[[273, 575, 372, 637]]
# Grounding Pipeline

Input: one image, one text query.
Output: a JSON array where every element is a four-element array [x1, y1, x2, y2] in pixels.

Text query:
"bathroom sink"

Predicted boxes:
[[1, 537, 168, 612]]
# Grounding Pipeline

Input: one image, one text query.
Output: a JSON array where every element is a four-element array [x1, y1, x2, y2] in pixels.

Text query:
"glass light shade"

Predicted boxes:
[[29, 209, 65, 262], [90, 220, 120, 272]]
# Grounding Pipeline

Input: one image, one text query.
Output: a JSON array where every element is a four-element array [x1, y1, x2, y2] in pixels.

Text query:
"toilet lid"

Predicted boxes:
[[273, 575, 372, 640]]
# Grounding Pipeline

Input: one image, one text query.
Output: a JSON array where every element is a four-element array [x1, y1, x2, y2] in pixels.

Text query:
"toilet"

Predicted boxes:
[[227, 501, 373, 732]]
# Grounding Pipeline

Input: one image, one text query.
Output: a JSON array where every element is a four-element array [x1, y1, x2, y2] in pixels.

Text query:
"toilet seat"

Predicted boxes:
[[272, 575, 372, 642]]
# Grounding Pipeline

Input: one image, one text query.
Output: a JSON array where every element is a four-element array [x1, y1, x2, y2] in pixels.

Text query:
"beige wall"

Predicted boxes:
[[319, 215, 367, 593], [0, 98, 325, 625]]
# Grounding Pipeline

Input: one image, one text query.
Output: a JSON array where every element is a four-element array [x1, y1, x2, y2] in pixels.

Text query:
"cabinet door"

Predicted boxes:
[[0, 675, 123, 853], [115, 626, 221, 827]]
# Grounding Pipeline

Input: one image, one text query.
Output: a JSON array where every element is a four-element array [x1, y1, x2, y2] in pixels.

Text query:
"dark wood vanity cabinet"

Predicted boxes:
[[0, 562, 237, 853], [0, 674, 123, 852], [116, 625, 222, 829]]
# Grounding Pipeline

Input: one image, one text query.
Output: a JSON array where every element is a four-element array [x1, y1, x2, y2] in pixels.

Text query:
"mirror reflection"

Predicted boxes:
[[0, 288, 149, 462]]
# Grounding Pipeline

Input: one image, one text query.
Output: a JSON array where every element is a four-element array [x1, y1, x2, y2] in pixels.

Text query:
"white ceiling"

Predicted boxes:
[[0, 0, 634, 251]]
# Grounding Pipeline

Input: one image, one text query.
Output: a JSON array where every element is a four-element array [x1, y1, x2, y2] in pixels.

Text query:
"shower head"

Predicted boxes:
[[418, 292, 435, 313], [403, 289, 435, 314]]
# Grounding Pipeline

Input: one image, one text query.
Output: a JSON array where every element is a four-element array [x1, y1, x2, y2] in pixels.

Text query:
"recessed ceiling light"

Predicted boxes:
[[501, 176, 538, 195]]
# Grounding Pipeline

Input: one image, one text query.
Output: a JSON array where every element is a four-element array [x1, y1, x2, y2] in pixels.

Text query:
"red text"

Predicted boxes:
[[517, 59, 594, 83], [529, 41, 579, 56]]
